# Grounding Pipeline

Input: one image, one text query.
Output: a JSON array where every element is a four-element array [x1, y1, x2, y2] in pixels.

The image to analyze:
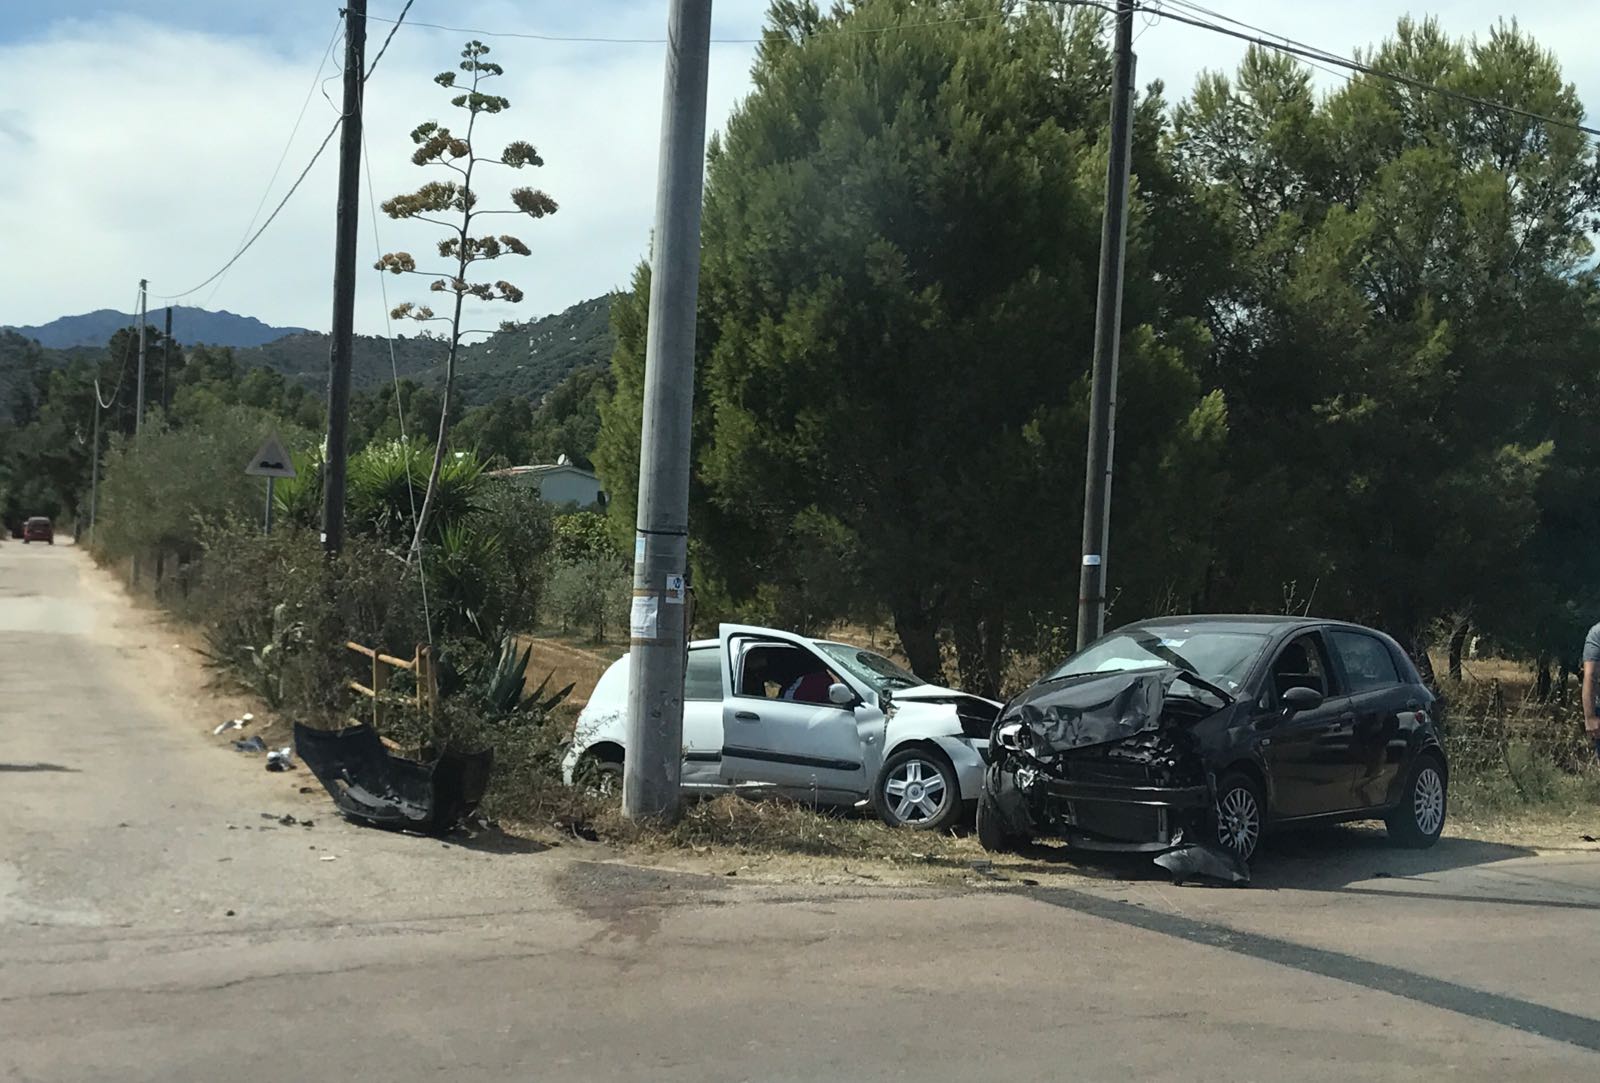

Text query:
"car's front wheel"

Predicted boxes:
[[1213, 771, 1265, 862], [873, 747, 961, 832], [1386, 751, 1447, 848], [975, 787, 1018, 852]]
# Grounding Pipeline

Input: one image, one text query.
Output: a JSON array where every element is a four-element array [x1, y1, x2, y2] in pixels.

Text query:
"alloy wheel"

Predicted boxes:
[[1414, 765, 1445, 836], [883, 757, 950, 825], [1216, 786, 1261, 860]]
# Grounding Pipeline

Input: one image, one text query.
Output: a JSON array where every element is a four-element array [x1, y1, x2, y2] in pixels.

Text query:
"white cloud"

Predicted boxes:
[[0, 0, 1595, 337]]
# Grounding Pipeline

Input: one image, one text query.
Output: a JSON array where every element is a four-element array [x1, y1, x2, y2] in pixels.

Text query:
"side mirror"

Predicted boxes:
[[1281, 685, 1324, 715], [828, 682, 857, 707]]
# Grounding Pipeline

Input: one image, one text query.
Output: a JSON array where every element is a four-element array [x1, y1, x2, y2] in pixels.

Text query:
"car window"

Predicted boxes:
[[735, 642, 840, 705], [1270, 633, 1331, 701], [1328, 630, 1401, 693], [683, 648, 721, 701]]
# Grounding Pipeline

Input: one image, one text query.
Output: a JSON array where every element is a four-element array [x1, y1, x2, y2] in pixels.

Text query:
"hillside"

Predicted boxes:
[[5, 306, 309, 349], [230, 294, 617, 406], [1, 295, 616, 422]]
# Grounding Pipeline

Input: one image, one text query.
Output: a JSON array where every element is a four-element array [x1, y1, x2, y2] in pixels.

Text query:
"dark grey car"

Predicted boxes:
[[976, 616, 1448, 868]]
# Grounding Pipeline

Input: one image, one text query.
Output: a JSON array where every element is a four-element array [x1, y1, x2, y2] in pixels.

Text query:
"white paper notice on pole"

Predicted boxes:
[[664, 574, 686, 604], [630, 595, 659, 639]]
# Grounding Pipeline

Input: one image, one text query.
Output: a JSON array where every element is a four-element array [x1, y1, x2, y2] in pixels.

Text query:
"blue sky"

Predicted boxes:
[[1, 1, 1595, 336]]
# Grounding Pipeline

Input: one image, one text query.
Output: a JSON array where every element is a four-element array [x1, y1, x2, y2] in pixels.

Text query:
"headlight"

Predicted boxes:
[[995, 721, 1025, 749]]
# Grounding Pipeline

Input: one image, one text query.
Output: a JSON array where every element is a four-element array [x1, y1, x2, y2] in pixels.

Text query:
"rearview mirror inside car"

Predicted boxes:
[[828, 682, 856, 707], [1281, 685, 1324, 714]]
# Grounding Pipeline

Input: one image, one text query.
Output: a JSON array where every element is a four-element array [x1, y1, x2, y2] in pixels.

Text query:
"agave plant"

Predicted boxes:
[[481, 635, 574, 723]]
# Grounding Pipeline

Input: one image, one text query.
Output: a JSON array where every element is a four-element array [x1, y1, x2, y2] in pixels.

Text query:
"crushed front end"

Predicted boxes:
[[984, 669, 1224, 854]]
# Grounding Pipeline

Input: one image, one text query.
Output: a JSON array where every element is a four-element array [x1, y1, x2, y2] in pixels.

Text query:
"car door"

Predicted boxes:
[[716, 624, 873, 798], [679, 645, 727, 788], [1258, 631, 1359, 818], [1326, 628, 1409, 810]]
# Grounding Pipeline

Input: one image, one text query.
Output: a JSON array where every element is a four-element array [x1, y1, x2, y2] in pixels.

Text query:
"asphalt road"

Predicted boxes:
[[5, 542, 1600, 1081]]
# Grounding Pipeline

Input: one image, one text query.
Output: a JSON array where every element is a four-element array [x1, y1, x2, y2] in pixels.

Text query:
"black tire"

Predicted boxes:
[[975, 787, 1017, 852], [1212, 771, 1266, 862], [576, 754, 623, 800], [1386, 751, 1447, 848], [873, 746, 962, 832]]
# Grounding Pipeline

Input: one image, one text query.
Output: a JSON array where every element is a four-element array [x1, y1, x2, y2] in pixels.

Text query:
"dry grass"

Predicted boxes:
[[511, 633, 621, 708], [588, 794, 974, 865]]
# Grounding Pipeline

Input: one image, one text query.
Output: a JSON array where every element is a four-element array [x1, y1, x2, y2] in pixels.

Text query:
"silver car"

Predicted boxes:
[[562, 623, 1002, 831]]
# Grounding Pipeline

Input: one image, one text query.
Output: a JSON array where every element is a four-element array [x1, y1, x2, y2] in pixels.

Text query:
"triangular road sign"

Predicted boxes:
[[245, 433, 298, 478]]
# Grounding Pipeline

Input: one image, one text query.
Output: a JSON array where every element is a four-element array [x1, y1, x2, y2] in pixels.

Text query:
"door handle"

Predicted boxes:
[[734, 711, 761, 722]]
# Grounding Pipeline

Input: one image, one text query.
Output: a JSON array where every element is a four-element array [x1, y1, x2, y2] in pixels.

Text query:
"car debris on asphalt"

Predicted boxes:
[[232, 735, 268, 754], [295, 721, 492, 834], [1153, 843, 1250, 886], [266, 747, 295, 771]]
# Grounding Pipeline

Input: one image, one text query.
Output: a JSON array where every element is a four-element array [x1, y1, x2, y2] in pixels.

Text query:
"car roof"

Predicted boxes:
[[1118, 614, 1383, 637]]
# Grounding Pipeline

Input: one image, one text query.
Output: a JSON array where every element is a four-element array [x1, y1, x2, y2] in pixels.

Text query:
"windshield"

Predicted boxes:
[[815, 642, 924, 692], [1046, 628, 1266, 695]]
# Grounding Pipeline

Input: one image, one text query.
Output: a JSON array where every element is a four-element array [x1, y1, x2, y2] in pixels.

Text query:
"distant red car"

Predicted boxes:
[[22, 517, 53, 544]]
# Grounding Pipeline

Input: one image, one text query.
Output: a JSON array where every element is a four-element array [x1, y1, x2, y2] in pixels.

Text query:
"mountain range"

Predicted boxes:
[[5, 307, 310, 350], [1, 295, 617, 418]]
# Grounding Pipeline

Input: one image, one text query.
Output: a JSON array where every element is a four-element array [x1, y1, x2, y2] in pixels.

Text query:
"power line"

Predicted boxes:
[[1037, 0, 1600, 141], [200, 18, 343, 309], [95, 285, 146, 410], [153, 4, 418, 302], [360, 118, 434, 641], [366, 0, 415, 77], [362, 10, 1004, 45]]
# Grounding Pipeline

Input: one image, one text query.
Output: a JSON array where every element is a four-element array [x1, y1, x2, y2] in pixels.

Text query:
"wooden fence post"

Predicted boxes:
[[372, 652, 388, 729]]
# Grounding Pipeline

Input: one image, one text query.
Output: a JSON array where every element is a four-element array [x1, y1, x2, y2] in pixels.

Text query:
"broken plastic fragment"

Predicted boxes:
[[266, 747, 295, 772], [1153, 844, 1250, 886], [214, 719, 244, 735], [233, 735, 268, 754]]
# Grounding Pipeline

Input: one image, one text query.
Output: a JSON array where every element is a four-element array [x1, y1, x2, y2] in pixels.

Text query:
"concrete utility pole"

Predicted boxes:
[[623, 0, 714, 822], [135, 279, 148, 435], [1076, 0, 1137, 651], [320, 0, 367, 555]]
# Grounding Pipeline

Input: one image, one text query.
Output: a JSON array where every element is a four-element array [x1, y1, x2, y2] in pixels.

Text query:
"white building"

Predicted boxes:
[[489, 456, 607, 509]]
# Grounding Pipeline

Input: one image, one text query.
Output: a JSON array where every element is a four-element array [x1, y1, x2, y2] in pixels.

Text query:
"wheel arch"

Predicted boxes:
[[879, 737, 958, 783], [585, 740, 625, 765]]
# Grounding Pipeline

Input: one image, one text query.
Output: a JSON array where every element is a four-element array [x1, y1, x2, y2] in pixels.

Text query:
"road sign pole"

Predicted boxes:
[[265, 477, 275, 536]]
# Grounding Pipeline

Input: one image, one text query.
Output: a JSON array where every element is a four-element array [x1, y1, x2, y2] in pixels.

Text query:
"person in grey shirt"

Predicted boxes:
[[1581, 623, 1600, 759]]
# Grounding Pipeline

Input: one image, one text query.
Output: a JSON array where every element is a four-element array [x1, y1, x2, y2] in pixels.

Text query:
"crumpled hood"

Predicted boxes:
[[887, 684, 1002, 709], [1003, 669, 1174, 754]]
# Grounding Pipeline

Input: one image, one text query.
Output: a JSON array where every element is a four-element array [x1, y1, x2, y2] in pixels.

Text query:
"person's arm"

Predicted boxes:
[[1584, 661, 1600, 736]]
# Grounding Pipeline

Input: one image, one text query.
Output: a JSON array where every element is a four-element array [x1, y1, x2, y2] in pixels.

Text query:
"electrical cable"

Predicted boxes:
[[362, 10, 1004, 45], [361, 119, 435, 642], [154, 4, 418, 302], [1036, 0, 1600, 141]]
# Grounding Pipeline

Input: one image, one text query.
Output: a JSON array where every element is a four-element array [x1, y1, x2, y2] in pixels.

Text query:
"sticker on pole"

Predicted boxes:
[[664, 574, 686, 604], [245, 433, 297, 478], [630, 595, 660, 639]]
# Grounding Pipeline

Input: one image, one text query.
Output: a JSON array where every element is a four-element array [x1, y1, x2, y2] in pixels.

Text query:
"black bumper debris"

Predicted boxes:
[[1154, 843, 1250, 886], [294, 722, 493, 834]]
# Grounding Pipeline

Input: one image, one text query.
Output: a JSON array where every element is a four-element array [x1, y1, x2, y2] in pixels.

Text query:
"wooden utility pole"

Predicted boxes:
[[320, 0, 368, 554], [135, 279, 148, 434], [1076, 0, 1136, 650], [162, 306, 173, 413]]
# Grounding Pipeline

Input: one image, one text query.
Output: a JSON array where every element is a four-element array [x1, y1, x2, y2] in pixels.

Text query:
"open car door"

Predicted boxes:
[[717, 624, 883, 800]]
